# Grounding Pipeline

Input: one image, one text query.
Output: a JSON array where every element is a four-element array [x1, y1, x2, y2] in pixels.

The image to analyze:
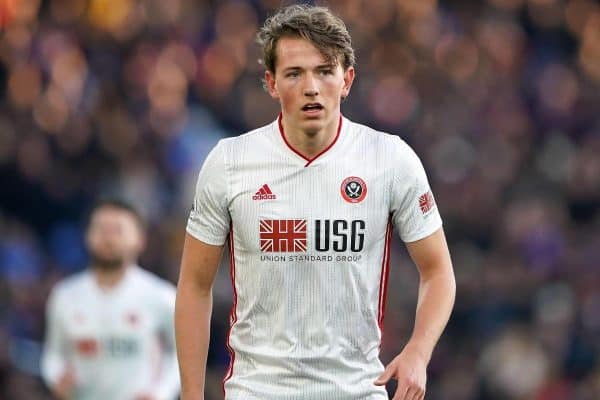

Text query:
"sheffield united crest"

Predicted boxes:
[[341, 176, 367, 203]]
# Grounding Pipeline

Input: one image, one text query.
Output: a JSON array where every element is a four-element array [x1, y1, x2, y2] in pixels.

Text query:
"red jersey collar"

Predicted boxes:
[[278, 113, 343, 167]]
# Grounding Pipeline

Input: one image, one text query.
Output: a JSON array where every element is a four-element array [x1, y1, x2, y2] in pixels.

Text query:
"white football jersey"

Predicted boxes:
[[187, 115, 442, 400], [41, 266, 180, 400]]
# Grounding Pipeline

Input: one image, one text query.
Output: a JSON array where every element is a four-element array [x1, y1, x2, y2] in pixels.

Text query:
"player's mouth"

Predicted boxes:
[[301, 103, 324, 116]]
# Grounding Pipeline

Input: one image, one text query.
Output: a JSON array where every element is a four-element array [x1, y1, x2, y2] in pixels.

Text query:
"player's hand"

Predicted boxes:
[[52, 367, 76, 400], [374, 344, 428, 400]]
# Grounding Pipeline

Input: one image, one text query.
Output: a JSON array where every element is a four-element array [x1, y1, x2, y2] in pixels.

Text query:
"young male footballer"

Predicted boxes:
[[176, 5, 455, 400]]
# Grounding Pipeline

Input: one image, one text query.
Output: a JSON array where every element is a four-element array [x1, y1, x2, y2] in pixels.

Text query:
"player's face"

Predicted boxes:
[[86, 207, 144, 270], [265, 36, 354, 136]]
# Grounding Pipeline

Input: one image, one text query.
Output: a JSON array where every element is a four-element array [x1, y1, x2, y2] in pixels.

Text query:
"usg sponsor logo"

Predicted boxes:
[[259, 219, 365, 253]]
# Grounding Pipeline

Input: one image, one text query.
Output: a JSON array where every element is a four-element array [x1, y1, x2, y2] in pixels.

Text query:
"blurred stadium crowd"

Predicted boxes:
[[0, 0, 598, 398]]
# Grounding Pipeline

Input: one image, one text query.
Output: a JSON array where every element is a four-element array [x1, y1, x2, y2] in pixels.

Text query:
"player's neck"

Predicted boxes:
[[92, 264, 129, 290], [281, 113, 341, 160]]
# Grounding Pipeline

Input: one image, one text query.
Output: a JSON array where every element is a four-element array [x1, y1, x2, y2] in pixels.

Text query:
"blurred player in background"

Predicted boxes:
[[176, 5, 455, 400], [41, 199, 180, 400]]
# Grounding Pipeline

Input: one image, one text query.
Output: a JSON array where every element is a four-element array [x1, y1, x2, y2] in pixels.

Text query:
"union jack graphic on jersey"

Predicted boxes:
[[419, 191, 435, 214], [259, 219, 307, 252]]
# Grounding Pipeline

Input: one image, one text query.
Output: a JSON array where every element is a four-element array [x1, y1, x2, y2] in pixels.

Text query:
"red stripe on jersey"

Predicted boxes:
[[263, 184, 273, 195], [222, 225, 238, 395], [278, 113, 343, 167], [377, 218, 393, 331]]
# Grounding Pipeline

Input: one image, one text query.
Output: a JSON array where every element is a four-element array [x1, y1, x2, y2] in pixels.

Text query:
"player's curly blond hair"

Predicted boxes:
[[257, 5, 356, 74]]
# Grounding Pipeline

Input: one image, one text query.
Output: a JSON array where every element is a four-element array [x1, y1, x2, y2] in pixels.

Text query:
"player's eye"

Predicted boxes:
[[319, 69, 333, 75], [286, 71, 300, 78]]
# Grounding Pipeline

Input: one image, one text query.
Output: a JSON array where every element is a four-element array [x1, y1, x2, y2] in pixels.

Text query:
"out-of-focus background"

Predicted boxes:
[[0, 0, 598, 398]]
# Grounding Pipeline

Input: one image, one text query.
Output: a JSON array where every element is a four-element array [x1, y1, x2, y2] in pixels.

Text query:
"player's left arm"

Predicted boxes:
[[375, 227, 456, 400]]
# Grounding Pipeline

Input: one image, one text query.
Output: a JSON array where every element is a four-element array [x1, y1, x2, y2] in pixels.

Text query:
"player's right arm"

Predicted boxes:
[[178, 140, 230, 400], [175, 233, 225, 400]]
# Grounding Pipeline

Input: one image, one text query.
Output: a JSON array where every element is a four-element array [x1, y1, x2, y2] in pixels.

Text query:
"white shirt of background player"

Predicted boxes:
[[41, 203, 180, 400]]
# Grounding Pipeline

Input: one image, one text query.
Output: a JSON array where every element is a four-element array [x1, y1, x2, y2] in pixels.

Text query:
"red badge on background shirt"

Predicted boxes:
[[419, 191, 435, 214], [341, 177, 367, 203], [125, 312, 139, 327]]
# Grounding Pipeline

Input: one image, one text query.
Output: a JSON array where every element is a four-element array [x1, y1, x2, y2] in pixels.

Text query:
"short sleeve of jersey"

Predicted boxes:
[[186, 141, 230, 245], [390, 137, 442, 242]]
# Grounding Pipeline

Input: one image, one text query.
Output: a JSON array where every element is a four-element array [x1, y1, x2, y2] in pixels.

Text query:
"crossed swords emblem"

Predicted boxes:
[[346, 182, 362, 198]]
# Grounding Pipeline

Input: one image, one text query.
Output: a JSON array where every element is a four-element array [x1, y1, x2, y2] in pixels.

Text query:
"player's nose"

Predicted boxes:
[[303, 74, 319, 96]]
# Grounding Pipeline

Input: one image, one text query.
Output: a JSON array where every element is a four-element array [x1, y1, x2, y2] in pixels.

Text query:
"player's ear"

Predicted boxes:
[[341, 66, 355, 99], [135, 230, 147, 256], [132, 218, 146, 255], [265, 70, 279, 100]]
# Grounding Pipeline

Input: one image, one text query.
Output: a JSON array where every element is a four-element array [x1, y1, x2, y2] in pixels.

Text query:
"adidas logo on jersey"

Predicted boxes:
[[253, 184, 277, 200]]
